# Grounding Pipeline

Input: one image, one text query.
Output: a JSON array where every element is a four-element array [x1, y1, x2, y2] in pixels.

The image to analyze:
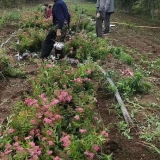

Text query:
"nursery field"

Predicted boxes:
[[0, 0, 160, 160]]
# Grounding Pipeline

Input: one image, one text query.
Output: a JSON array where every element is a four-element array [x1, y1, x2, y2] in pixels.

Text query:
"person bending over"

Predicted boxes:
[[41, 0, 70, 59]]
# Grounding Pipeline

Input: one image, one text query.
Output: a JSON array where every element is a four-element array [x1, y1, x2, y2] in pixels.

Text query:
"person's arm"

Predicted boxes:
[[105, 0, 111, 12]]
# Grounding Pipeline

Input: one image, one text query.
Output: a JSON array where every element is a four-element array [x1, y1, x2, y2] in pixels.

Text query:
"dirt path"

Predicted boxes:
[[96, 11, 160, 160]]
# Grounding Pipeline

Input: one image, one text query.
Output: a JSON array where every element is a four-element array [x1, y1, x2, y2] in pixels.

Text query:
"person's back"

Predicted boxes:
[[52, 0, 70, 29]]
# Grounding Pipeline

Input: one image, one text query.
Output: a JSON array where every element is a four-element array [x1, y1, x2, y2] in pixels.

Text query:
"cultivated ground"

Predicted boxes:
[[0, 5, 160, 160]]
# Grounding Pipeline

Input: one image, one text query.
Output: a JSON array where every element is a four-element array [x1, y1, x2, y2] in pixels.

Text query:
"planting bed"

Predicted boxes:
[[0, 1, 160, 160]]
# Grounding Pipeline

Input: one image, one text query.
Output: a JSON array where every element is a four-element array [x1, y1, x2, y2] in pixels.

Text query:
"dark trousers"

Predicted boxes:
[[104, 13, 111, 33], [41, 29, 56, 59], [41, 25, 68, 59], [96, 11, 104, 37]]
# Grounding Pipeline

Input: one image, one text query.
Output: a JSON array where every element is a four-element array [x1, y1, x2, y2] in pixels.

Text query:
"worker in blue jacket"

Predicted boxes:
[[41, 0, 70, 59]]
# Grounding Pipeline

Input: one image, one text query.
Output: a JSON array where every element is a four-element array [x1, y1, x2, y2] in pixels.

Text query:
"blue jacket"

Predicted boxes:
[[52, 0, 70, 29]]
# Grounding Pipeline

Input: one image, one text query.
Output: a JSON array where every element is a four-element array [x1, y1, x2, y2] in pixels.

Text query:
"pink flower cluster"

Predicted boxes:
[[27, 142, 42, 159], [79, 129, 87, 133], [87, 69, 92, 75], [8, 127, 14, 134], [54, 156, 62, 160], [46, 64, 55, 68], [76, 107, 84, 113], [58, 90, 72, 104], [74, 77, 91, 83], [0, 142, 25, 158], [93, 145, 100, 152], [84, 150, 95, 159], [101, 131, 109, 138], [25, 98, 38, 107], [60, 135, 71, 148], [74, 115, 80, 120], [122, 69, 134, 77]]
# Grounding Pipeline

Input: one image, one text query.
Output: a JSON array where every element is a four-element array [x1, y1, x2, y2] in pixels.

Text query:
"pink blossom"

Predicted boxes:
[[25, 136, 32, 140], [13, 136, 18, 141], [54, 156, 62, 160], [17, 146, 24, 153], [79, 129, 87, 133], [30, 119, 37, 125], [44, 118, 52, 124], [54, 114, 62, 121], [74, 115, 80, 120], [13, 142, 19, 147], [6, 144, 12, 149], [45, 111, 53, 118], [50, 99, 59, 106], [48, 150, 53, 155], [42, 137, 47, 141], [74, 78, 82, 83], [37, 113, 42, 119], [60, 135, 71, 148], [4, 150, 12, 155], [75, 59, 79, 64], [48, 141, 54, 146], [46, 130, 52, 136], [46, 64, 54, 68], [87, 69, 92, 74], [39, 93, 45, 99], [0, 152, 5, 158], [122, 69, 134, 77], [29, 130, 35, 136], [8, 127, 14, 134], [84, 150, 94, 159], [76, 108, 84, 113], [101, 131, 109, 138], [93, 145, 100, 152], [29, 142, 35, 147], [25, 98, 38, 106], [58, 90, 72, 103]]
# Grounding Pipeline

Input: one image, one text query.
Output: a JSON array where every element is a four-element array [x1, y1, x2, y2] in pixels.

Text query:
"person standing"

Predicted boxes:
[[103, 0, 114, 34], [41, 0, 70, 59], [96, 0, 105, 37], [46, 5, 52, 19]]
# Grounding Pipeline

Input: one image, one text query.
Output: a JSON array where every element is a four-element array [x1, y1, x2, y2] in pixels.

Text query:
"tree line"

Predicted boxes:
[[1, 0, 160, 20], [0, 0, 42, 8], [86, 0, 160, 19]]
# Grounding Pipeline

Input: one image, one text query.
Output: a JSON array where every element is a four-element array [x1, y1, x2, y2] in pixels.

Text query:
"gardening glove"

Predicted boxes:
[[96, 12, 100, 18], [56, 29, 61, 37]]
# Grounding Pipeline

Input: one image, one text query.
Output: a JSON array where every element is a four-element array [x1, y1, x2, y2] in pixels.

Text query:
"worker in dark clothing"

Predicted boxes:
[[41, 0, 70, 59]]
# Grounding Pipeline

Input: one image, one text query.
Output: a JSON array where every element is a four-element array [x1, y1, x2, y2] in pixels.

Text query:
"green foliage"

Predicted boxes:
[[0, 0, 25, 8], [0, 50, 25, 78], [0, 10, 22, 29], [117, 71, 152, 97], [65, 34, 108, 62], [19, 11, 52, 29], [115, 0, 160, 19], [140, 114, 160, 142], [118, 121, 133, 139], [16, 28, 46, 53], [109, 47, 134, 65]]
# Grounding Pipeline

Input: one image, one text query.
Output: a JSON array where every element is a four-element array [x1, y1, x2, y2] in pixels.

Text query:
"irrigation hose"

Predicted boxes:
[[96, 63, 133, 126]]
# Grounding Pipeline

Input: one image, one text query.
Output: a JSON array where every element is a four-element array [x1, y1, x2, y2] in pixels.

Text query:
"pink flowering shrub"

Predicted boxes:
[[0, 62, 109, 159]]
